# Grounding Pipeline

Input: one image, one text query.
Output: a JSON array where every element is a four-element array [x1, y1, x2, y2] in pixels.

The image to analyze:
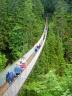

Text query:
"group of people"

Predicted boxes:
[[6, 60, 27, 84], [35, 33, 46, 53], [6, 33, 46, 85], [35, 44, 41, 53]]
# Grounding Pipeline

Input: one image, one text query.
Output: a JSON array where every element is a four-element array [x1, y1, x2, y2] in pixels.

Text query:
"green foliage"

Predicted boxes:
[[64, 38, 72, 63], [0, 0, 44, 70], [51, 5, 72, 63], [41, 0, 57, 14], [0, 0, 72, 96], [0, 53, 7, 71], [18, 0, 72, 96], [19, 70, 70, 96]]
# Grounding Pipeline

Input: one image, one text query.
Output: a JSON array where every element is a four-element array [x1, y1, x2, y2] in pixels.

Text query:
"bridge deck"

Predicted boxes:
[[0, 24, 48, 96]]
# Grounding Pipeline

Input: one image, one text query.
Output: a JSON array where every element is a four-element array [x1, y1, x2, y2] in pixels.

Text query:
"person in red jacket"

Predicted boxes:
[[19, 59, 27, 69]]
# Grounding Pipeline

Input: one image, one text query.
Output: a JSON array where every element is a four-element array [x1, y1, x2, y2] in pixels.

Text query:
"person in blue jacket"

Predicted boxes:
[[37, 44, 41, 49], [35, 44, 41, 53], [35, 47, 38, 53], [6, 71, 16, 84], [14, 66, 23, 75]]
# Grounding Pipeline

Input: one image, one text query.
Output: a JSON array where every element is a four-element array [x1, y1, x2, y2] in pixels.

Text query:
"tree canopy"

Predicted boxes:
[[0, 0, 72, 95]]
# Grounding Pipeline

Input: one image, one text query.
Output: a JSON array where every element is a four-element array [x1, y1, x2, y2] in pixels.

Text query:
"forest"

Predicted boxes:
[[0, 0, 72, 96]]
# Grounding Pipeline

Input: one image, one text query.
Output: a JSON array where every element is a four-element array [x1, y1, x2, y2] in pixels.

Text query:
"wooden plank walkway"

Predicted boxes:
[[0, 24, 48, 96]]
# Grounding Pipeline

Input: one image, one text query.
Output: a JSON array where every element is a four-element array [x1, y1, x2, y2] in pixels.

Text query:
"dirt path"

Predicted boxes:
[[0, 82, 9, 96]]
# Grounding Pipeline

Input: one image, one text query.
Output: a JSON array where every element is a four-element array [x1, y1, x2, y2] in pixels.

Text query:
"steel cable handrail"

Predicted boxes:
[[0, 22, 48, 96]]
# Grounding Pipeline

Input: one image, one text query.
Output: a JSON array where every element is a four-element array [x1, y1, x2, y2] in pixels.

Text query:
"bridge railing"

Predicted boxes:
[[0, 28, 46, 87], [3, 26, 47, 96]]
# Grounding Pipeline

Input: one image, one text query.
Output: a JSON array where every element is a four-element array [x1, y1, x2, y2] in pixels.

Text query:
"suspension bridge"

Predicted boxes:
[[0, 20, 48, 96]]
